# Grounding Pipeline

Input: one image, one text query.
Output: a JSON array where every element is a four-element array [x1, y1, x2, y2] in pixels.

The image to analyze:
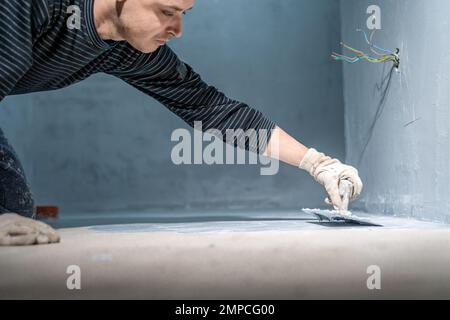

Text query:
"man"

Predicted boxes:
[[0, 0, 363, 246]]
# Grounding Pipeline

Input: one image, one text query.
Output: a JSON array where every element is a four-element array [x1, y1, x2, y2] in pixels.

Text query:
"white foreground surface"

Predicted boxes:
[[1, 211, 449, 299]]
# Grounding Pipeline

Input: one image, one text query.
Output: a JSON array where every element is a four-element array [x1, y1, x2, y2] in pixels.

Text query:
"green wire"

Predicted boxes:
[[332, 39, 398, 66]]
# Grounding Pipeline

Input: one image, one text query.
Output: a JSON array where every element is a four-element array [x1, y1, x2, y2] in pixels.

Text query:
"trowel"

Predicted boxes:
[[303, 180, 382, 227]]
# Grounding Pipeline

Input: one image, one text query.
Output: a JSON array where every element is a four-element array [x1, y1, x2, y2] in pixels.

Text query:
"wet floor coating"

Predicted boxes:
[[39, 209, 449, 233]]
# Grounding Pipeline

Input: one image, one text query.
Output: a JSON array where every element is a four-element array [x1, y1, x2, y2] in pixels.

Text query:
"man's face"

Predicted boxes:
[[117, 0, 195, 53]]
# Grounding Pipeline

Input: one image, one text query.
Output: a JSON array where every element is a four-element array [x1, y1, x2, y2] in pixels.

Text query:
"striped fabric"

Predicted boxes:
[[0, 0, 276, 153]]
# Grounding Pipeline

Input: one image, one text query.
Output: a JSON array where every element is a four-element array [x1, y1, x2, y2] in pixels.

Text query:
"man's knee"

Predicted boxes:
[[0, 146, 35, 219]]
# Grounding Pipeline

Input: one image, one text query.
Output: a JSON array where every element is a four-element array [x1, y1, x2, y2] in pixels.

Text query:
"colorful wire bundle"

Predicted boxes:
[[332, 29, 399, 68]]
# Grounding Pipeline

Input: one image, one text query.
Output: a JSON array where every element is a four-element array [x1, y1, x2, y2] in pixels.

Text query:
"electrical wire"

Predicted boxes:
[[331, 29, 399, 68], [368, 30, 385, 56], [357, 29, 395, 55], [331, 42, 396, 64]]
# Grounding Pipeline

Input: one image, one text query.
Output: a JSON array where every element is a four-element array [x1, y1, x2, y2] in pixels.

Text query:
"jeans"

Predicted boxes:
[[0, 127, 35, 218]]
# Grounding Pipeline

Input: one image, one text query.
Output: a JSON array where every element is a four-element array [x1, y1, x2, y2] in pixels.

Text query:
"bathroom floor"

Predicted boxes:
[[1, 210, 449, 299]]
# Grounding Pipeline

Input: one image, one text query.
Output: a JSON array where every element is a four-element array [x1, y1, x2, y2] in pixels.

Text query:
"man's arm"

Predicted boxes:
[[107, 45, 276, 154], [0, 1, 50, 102], [108, 45, 362, 210], [263, 126, 309, 167], [0, 1, 60, 246], [0, 1, 33, 102]]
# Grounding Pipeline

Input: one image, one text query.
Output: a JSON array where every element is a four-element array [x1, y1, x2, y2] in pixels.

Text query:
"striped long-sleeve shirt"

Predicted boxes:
[[0, 0, 276, 153]]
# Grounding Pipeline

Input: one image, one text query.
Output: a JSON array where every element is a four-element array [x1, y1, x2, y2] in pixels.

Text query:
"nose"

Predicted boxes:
[[168, 16, 183, 39]]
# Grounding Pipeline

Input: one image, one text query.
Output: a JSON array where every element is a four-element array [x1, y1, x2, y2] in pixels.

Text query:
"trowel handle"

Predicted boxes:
[[339, 179, 353, 195], [339, 179, 353, 212]]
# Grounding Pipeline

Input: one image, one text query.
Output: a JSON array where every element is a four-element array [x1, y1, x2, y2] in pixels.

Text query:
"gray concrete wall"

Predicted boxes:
[[0, 0, 344, 213], [341, 0, 450, 222]]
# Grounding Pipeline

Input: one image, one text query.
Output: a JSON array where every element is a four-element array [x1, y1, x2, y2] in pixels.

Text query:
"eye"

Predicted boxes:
[[162, 10, 174, 17]]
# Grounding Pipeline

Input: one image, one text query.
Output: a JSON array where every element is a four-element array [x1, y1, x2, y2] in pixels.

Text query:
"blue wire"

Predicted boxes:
[[358, 29, 395, 55]]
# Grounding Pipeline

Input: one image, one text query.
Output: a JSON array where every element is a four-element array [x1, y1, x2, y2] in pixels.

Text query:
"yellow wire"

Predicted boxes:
[[334, 42, 396, 64]]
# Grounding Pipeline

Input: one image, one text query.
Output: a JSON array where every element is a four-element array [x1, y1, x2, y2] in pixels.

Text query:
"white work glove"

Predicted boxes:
[[0, 213, 60, 246], [299, 148, 363, 211]]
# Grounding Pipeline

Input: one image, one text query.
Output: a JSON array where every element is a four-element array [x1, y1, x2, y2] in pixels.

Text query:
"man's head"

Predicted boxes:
[[98, 0, 195, 53]]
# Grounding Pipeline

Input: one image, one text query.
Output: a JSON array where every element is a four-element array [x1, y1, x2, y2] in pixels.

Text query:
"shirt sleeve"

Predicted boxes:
[[107, 45, 276, 154], [0, 0, 49, 102]]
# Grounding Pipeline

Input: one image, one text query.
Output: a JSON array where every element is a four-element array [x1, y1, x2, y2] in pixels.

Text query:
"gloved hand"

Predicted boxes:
[[0, 213, 60, 246], [299, 148, 363, 211]]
